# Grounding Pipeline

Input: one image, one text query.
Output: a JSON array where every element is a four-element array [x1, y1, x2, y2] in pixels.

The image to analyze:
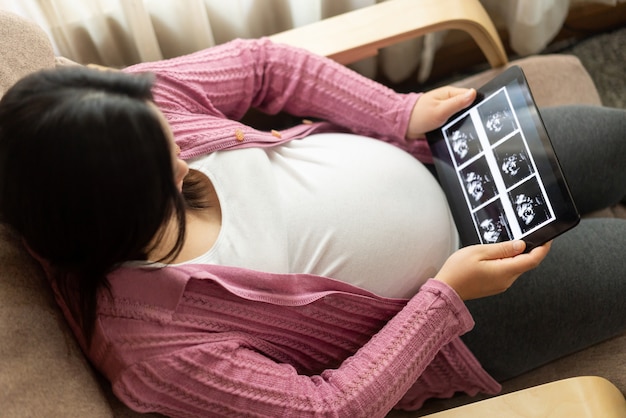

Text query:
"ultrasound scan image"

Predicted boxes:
[[474, 200, 513, 243], [445, 114, 481, 165], [494, 133, 535, 188], [461, 157, 498, 208], [509, 178, 552, 233], [478, 90, 518, 145]]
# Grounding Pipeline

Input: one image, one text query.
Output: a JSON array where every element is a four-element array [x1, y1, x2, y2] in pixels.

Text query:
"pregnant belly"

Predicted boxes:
[[270, 133, 459, 299]]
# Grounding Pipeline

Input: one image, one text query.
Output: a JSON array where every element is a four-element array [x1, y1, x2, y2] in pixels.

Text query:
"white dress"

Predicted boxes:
[[183, 133, 458, 299]]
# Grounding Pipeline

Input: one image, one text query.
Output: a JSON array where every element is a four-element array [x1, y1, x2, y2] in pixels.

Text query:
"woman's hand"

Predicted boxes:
[[406, 86, 477, 139], [434, 240, 552, 300]]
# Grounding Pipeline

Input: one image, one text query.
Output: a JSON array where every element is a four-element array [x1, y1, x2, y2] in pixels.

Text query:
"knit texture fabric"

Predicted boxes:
[[51, 264, 500, 417], [125, 37, 433, 164]]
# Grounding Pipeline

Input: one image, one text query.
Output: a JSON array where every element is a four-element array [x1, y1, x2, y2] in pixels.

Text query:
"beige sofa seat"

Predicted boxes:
[[0, 6, 624, 417], [0, 227, 113, 417], [0, 12, 55, 96]]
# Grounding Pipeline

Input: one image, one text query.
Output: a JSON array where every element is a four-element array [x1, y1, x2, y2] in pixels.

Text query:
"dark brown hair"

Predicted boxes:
[[0, 67, 189, 343]]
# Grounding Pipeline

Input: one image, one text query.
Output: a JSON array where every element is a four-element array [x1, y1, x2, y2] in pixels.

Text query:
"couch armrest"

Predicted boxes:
[[420, 376, 626, 418], [268, 0, 507, 68], [452, 54, 603, 108], [0, 11, 56, 96]]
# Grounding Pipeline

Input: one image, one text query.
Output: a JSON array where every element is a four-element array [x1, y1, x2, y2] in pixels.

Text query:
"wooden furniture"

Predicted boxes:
[[269, 0, 507, 69], [422, 376, 626, 418]]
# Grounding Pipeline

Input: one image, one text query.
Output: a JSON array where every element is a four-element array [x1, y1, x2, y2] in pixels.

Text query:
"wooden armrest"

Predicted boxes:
[[422, 376, 626, 417], [269, 0, 507, 68]]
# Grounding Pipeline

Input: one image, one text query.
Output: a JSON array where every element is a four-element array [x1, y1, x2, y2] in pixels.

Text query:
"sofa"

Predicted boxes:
[[1, 5, 625, 417]]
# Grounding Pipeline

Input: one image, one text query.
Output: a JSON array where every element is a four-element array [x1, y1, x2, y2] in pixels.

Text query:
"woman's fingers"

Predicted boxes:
[[407, 87, 476, 139], [434, 240, 552, 300]]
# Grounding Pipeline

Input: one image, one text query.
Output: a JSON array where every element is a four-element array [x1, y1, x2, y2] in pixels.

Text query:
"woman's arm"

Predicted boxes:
[[125, 38, 417, 143], [108, 280, 477, 417], [125, 38, 475, 162]]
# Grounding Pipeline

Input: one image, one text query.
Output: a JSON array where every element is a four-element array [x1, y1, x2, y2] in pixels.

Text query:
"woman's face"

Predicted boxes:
[[149, 102, 188, 191]]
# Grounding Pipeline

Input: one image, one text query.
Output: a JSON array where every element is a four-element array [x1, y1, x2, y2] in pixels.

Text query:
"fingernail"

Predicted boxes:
[[512, 240, 525, 252], [464, 89, 475, 99]]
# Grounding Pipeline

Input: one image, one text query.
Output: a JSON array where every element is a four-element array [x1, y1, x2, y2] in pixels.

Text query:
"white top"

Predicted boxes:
[[184, 133, 458, 299]]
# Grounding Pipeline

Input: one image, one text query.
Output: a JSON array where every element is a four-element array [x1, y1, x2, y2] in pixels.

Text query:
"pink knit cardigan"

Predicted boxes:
[[125, 37, 433, 163], [54, 38, 501, 417]]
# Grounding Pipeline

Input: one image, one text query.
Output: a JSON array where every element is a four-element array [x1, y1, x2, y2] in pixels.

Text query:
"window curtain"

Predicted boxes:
[[482, 0, 625, 56], [0, 0, 623, 82], [0, 0, 437, 82]]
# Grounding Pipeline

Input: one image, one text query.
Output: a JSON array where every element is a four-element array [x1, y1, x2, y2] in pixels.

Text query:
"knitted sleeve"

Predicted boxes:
[[109, 280, 478, 417], [124, 38, 431, 162]]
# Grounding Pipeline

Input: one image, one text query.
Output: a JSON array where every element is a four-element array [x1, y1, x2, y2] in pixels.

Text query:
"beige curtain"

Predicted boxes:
[[0, 0, 622, 82], [0, 0, 433, 82]]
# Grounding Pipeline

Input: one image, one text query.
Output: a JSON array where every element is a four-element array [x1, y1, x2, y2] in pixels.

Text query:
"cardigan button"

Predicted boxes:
[[271, 129, 282, 139], [235, 129, 245, 142]]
